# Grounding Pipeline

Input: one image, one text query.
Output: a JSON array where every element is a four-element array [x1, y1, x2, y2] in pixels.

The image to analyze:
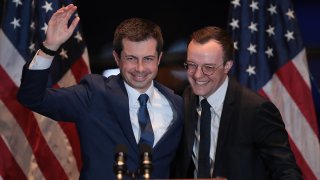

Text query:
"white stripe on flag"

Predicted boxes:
[[0, 101, 44, 179], [0, 30, 25, 87], [291, 49, 311, 88]]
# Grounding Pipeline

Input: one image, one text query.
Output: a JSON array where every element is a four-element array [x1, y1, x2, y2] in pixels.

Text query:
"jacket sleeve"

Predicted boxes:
[[253, 101, 302, 179], [17, 65, 92, 122]]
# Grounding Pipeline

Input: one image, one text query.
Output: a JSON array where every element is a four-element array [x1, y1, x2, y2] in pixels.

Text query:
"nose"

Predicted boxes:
[[193, 66, 205, 78], [136, 59, 145, 72]]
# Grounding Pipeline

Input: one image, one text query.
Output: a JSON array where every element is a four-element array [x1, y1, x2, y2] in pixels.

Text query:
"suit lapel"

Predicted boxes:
[[152, 81, 182, 151], [182, 86, 199, 174], [213, 78, 238, 176], [108, 75, 139, 154], [186, 89, 199, 157]]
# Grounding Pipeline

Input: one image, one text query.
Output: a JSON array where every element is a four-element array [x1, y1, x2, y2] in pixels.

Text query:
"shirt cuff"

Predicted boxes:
[[29, 50, 54, 70]]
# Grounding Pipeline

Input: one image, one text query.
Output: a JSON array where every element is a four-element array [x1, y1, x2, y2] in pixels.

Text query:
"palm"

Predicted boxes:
[[44, 4, 79, 50]]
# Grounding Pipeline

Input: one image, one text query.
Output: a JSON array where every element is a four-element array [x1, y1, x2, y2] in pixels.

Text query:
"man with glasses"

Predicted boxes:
[[171, 26, 301, 179]]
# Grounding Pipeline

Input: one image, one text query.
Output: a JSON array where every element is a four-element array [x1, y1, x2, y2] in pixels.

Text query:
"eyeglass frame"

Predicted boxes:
[[183, 61, 225, 76]]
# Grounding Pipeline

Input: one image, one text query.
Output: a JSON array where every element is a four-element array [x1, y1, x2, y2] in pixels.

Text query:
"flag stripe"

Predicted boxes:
[[59, 121, 82, 171], [258, 77, 319, 179], [288, 136, 317, 180], [32, 113, 80, 179], [0, 67, 69, 180], [71, 50, 90, 83], [0, 30, 25, 87], [276, 56, 319, 135], [291, 49, 311, 89], [0, 130, 27, 180], [262, 74, 320, 178], [0, 101, 44, 179]]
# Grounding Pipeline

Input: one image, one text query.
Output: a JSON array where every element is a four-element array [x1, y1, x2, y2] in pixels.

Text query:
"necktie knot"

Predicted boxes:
[[138, 94, 149, 106], [201, 99, 211, 111]]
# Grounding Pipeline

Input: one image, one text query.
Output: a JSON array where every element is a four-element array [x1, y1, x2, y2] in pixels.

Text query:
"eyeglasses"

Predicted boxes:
[[183, 62, 224, 76]]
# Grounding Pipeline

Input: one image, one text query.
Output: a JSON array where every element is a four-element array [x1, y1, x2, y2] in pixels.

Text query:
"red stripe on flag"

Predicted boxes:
[[258, 89, 269, 100], [0, 66, 68, 180], [288, 136, 317, 180], [58, 122, 82, 171], [0, 137, 27, 180], [71, 57, 90, 83], [276, 61, 319, 135]]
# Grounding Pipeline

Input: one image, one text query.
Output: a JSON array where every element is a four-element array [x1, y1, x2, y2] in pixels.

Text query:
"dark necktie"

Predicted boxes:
[[197, 99, 211, 178], [138, 94, 154, 147]]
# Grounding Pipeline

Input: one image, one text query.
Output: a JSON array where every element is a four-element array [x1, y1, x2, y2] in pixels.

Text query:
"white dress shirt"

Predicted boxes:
[[124, 82, 174, 147]]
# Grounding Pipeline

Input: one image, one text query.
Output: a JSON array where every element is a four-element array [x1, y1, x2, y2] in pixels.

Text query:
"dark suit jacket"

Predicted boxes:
[[171, 77, 301, 180], [17, 66, 183, 180]]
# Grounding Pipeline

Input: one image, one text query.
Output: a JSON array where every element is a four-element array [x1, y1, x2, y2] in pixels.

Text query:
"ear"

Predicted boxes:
[[224, 60, 233, 73], [113, 51, 120, 66]]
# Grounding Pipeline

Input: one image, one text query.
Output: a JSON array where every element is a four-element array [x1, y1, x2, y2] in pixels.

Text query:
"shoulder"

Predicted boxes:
[[231, 78, 281, 116], [79, 73, 108, 82], [154, 80, 183, 103], [79, 74, 120, 87], [229, 77, 268, 105], [227, 77, 280, 115]]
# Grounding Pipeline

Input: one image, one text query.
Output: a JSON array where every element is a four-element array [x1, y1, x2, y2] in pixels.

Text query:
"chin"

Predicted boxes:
[[192, 88, 208, 97]]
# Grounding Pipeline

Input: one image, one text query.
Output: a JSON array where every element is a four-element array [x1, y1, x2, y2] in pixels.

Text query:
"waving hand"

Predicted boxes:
[[42, 4, 80, 51]]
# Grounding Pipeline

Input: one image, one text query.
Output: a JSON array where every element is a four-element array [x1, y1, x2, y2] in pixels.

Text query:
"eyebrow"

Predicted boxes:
[[186, 61, 217, 66], [122, 54, 158, 61]]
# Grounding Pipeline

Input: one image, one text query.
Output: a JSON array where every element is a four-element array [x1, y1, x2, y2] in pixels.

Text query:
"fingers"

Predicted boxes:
[[49, 4, 79, 35], [56, 4, 77, 14], [50, 4, 77, 25], [64, 4, 78, 23], [68, 16, 80, 34], [64, 5, 80, 38]]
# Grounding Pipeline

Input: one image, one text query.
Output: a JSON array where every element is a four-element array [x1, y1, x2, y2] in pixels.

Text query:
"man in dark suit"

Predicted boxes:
[[171, 26, 301, 179], [17, 4, 183, 179]]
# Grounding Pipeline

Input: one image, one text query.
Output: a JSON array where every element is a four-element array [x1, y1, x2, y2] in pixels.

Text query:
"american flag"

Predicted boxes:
[[228, 0, 320, 179], [0, 0, 90, 179]]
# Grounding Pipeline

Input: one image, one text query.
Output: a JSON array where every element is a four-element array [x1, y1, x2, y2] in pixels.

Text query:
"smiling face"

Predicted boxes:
[[113, 38, 162, 93], [186, 39, 233, 98]]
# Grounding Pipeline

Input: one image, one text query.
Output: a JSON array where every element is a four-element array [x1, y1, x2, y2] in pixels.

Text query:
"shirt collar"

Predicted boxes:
[[124, 81, 155, 107], [200, 76, 229, 111]]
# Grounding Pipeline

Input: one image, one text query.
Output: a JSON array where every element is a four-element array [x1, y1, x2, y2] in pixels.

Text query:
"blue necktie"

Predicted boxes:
[[138, 94, 154, 147], [197, 99, 211, 178]]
